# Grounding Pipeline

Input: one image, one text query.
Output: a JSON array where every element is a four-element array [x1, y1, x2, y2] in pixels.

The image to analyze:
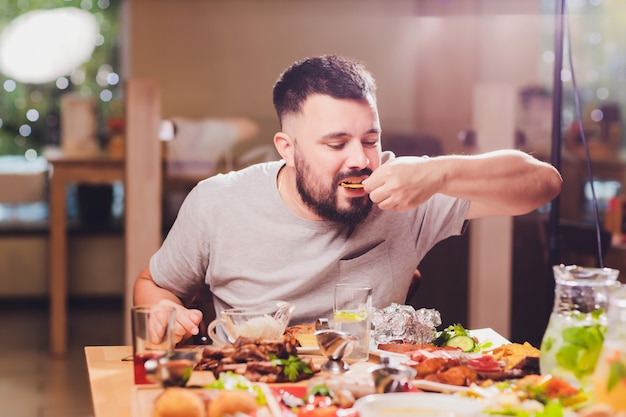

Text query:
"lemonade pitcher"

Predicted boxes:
[[592, 285, 626, 410], [540, 264, 620, 388]]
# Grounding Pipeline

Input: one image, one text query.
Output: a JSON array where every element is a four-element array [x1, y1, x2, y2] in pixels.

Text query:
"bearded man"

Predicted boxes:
[[134, 55, 562, 344]]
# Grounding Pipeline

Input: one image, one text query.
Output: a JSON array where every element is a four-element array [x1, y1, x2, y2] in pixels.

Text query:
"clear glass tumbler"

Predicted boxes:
[[333, 284, 372, 361]]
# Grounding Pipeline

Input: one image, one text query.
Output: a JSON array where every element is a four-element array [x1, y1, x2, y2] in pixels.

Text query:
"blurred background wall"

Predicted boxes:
[[126, 0, 544, 156]]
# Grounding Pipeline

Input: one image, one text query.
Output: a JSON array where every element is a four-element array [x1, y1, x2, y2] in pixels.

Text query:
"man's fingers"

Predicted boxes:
[[148, 314, 168, 344], [143, 301, 203, 344], [178, 308, 203, 336]]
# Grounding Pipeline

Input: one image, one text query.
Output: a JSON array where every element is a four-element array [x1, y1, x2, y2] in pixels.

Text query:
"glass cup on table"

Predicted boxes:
[[206, 300, 295, 345], [333, 284, 372, 361], [131, 304, 176, 384]]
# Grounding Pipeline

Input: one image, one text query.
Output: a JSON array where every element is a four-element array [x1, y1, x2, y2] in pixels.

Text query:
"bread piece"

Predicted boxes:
[[285, 324, 317, 348], [206, 390, 258, 417], [285, 323, 317, 335], [153, 387, 205, 417]]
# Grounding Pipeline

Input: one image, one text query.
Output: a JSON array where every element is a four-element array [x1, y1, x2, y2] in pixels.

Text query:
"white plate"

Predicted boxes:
[[354, 392, 482, 417], [371, 327, 511, 366], [411, 379, 470, 393], [469, 328, 511, 350]]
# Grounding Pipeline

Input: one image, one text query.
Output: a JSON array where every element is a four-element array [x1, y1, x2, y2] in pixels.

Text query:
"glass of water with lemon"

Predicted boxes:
[[333, 284, 372, 360]]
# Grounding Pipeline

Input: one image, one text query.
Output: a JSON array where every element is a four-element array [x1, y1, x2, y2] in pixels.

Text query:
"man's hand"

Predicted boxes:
[[363, 156, 441, 212], [155, 299, 203, 344]]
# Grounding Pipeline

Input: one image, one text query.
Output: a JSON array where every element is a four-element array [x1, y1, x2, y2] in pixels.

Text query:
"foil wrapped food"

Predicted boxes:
[[371, 303, 442, 345]]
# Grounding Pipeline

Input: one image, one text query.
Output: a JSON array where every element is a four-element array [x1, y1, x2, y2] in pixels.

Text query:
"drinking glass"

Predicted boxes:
[[333, 284, 372, 361], [131, 304, 176, 384]]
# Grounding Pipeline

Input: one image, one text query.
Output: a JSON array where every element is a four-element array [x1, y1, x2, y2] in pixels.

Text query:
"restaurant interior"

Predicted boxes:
[[2, 0, 626, 415]]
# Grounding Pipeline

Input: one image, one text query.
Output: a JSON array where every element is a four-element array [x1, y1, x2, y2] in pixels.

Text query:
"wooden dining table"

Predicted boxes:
[[84, 329, 510, 417], [84, 345, 338, 417], [84, 346, 135, 417]]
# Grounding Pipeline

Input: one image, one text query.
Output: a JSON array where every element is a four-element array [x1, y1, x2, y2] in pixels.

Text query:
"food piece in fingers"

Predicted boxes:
[[339, 181, 364, 189]]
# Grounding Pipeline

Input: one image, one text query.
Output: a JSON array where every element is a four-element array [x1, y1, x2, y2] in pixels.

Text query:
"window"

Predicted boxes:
[[0, 0, 122, 157], [540, 0, 626, 154]]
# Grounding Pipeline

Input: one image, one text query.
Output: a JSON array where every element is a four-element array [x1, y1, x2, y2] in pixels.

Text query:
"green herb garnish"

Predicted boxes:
[[308, 384, 332, 397], [205, 371, 266, 405], [269, 354, 312, 382]]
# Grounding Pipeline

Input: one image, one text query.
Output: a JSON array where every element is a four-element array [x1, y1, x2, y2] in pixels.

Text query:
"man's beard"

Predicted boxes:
[[294, 148, 373, 226]]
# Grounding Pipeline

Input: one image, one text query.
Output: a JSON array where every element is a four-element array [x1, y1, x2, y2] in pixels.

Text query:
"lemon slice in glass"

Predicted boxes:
[[334, 310, 368, 322]]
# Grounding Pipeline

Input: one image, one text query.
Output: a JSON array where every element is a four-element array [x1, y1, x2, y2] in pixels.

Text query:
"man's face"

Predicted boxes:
[[284, 94, 382, 225]]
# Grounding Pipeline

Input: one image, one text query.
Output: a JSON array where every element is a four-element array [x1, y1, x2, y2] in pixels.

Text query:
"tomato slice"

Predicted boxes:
[[297, 404, 339, 417], [305, 395, 333, 407], [465, 355, 503, 372]]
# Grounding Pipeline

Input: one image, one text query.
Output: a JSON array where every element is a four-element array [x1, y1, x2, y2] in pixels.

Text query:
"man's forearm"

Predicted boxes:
[[133, 266, 184, 306], [438, 150, 562, 219]]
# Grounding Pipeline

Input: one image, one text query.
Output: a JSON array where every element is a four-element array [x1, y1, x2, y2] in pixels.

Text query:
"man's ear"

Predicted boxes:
[[274, 132, 295, 166]]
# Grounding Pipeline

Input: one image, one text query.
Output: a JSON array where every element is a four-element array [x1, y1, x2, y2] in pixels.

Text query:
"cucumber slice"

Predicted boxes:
[[445, 335, 477, 352]]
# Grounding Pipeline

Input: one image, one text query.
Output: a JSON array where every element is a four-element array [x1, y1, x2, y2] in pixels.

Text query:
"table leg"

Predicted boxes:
[[50, 174, 67, 356]]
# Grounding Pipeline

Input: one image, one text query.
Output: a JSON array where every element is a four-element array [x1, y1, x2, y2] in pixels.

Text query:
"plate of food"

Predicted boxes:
[[468, 327, 512, 350], [133, 373, 284, 417], [194, 334, 318, 383], [354, 392, 482, 417], [370, 325, 542, 392]]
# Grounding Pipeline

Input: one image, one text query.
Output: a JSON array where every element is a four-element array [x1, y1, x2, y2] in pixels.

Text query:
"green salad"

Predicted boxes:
[[432, 324, 493, 353]]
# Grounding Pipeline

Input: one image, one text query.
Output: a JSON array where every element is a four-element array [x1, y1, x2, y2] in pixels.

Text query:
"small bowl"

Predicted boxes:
[[207, 300, 296, 345], [355, 392, 483, 417], [145, 349, 200, 387], [369, 355, 417, 393]]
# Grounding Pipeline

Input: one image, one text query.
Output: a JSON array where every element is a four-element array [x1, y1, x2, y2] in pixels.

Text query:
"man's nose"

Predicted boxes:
[[345, 141, 370, 169]]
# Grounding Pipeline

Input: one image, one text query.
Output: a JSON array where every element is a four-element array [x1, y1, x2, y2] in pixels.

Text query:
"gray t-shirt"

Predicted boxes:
[[150, 158, 469, 324]]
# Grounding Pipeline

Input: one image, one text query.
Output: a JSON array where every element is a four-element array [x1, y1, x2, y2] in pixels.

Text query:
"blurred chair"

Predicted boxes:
[[161, 116, 260, 181], [159, 117, 276, 233], [0, 156, 48, 224]]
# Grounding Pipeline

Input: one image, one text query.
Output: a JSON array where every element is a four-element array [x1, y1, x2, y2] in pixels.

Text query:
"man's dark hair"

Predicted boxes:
[[272, 55, 377, 128]]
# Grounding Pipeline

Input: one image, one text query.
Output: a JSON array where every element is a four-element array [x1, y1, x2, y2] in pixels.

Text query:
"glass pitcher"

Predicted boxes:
[[540, 264, 620, 388], [592, 285, 626, 410]]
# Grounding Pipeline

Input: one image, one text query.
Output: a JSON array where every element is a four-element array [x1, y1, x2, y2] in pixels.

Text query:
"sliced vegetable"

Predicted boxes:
[[446, 335, 477, 352], [433, 324, 471, 346], [432, 324, 490, 353]]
